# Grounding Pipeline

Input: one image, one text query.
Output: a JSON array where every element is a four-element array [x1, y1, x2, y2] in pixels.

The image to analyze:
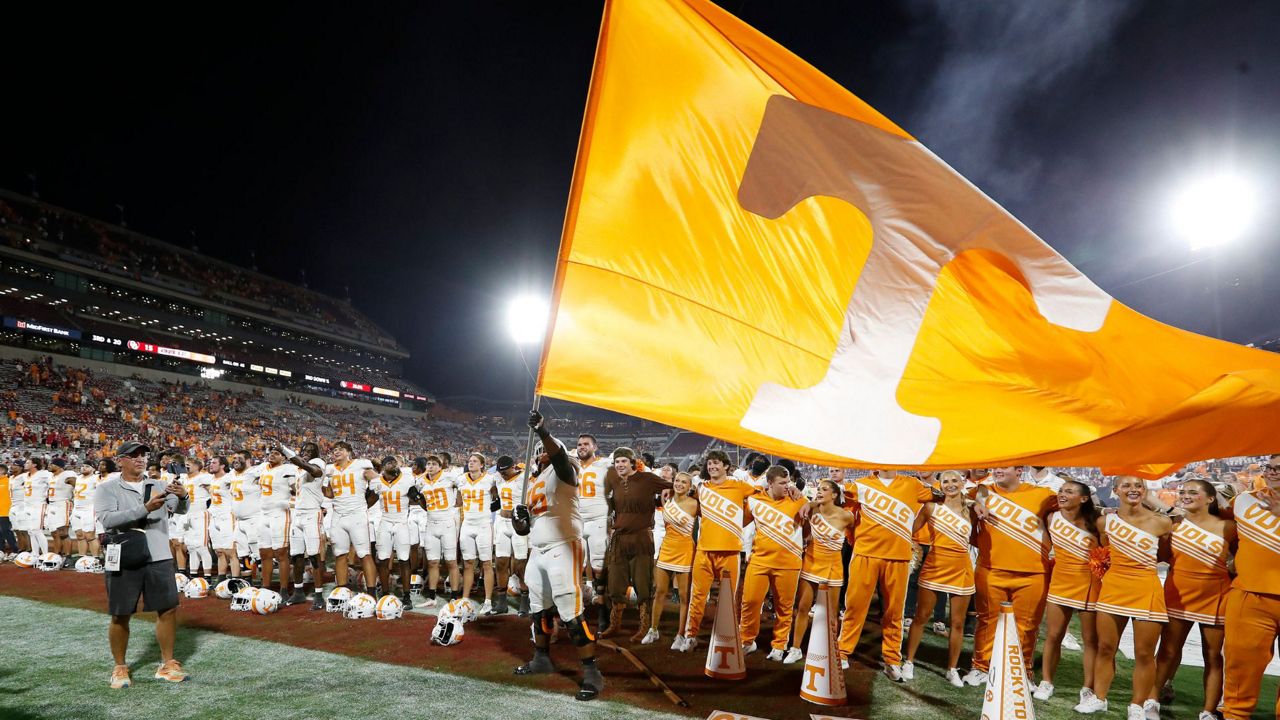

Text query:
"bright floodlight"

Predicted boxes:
[[1170, 172, 1258, 251], [506, 295, 549, 345]]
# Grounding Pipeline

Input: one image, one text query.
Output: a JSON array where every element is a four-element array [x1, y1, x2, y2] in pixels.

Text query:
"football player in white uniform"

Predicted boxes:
[[206, 456, 240, 582], [71, 460, 103, 562], [258, 448, 298, 595], [373, 456, 424, 606], [182, 458, 214, 583], [228, 450, 264, 583], [457, 453, 498, 613], [9, 464, 30, 554], [322, 441, 378, 593], [417, 454, 460, 607], [283, 442, 326, 609], [492, 455, 529, 615], [513, 410, 602, 701], [46, 458, 77, 562], [24, 457, 51, 556], [575, 434, 612, 593]]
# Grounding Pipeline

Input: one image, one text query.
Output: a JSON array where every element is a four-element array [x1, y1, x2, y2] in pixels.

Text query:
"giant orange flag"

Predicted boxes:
[[536, 0, 1280, 474]]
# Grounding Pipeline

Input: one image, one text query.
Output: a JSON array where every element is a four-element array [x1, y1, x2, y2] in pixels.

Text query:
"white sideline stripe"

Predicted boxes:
[[0, 596, 687, 720]]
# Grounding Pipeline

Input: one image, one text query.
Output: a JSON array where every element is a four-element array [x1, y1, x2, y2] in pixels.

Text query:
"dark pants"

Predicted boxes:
[[607, 533, 655, 604], [106, 558, 179, 616], [0, 516, 17, 552]]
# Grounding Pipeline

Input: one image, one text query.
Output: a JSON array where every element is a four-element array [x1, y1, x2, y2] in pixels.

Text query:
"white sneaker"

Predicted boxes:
[[1142, 699, 1160, 720], [945, 668, 964, 687], [1126, 704, 1145, 720], [900, 661, 914, 681], [766, 648, 784, 662], [423, 597, 437, 609], [1062, 632, 1082, 651], [640, 628, 660, 645], [670, 635, 686, 652], [1196, 713, 1216, 720], [1080, 687, 1097, 704], [783, 647, 804, 664], [741, 641, 757, 656], [479, 600, 494, 615], [1073, 697, 1109, 714], [903, 617, 913, 629], [1033, 681, 1055, 700], [931, 621, 948, 635], [683, 635, 698, 653], [840, 658, 850, 670], [962, 669, 988, 687], [883, 663, 904, 682]]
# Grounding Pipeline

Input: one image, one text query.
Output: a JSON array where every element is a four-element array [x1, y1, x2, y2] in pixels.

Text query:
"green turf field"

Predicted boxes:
[[0, 594, 1274, 720]]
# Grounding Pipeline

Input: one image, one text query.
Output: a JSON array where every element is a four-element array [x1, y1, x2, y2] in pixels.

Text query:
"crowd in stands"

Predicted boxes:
[[0, 356, 508, 466]]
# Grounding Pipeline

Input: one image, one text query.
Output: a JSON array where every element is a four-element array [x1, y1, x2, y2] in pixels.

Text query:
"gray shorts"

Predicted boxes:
[[105, 558, 180, 616]]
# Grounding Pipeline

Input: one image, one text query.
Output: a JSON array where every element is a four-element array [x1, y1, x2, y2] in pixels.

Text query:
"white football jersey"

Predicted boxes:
[[259, 463, 298, 512], [528, 448, 583, 550], [48, 471, 77, 502], [577, 457, 612, 520], [325, 459, 374, 516], [293, 459, 326, 511], [184, 472, 213, 509], [374, 468, 422, 523], [26, 470, 51, 506], [9, 473, 26, 507], [495, 471, 527, 513], [419, 470, 457, 520], [208, 474, 233, 517], [457, 472, 495, 524], [72, 473, 100, 511], [733, 468, 768, 491], [229, 465, 264, 517]]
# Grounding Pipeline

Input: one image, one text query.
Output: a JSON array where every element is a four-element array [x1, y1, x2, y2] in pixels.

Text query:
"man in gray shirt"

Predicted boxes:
[[93, 441, 190, 689]]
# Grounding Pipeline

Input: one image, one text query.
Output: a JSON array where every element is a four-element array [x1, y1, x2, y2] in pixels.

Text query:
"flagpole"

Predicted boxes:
[[518, 394, 542, 506]]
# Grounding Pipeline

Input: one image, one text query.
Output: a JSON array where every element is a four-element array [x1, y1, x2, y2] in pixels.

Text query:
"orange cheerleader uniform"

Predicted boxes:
[[1046, 511, 1101, 610], [799, 511, 845, 587], [655, 497, 696, 573], [1164, 518, 1230, 625], [917, 503, 975, 595], [1095, 514, 1167, 623]]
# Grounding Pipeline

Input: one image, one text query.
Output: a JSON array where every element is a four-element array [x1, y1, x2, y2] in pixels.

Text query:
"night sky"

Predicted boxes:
[[3, 1, 1278, 403]]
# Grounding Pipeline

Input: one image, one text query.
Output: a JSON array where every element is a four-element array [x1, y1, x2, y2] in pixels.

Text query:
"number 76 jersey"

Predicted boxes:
[[528, 453, 584, 550]]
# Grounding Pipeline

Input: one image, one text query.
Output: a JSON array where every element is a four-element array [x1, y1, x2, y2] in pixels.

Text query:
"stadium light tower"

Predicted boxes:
[[1169, 171, 1259, 251], [506, 294, 550, 345]]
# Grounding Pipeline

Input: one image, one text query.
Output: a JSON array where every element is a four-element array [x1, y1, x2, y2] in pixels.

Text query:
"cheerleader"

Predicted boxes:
[[1035, 479, 1102, 703], [903, 470, 975, 687], [785, 478, 855, 664], [642, 471, 697, 648], [1077, 476, 1172, 718], [1152, 478, 1234, 720]]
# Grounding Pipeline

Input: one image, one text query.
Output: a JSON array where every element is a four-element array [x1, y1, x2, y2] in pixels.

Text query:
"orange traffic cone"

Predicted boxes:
[[980, 602, 1035, 720], [704, 571, 746, 680], [800, 582, 846, 705]]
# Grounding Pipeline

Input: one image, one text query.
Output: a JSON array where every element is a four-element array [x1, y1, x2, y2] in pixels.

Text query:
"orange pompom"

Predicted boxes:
[[1089, 546, 1111, 579]]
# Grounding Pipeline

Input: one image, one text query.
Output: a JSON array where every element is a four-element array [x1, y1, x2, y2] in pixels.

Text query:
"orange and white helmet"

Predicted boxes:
[[175, 572, 190, 591], [326, 587, 355, 613], [75, 556, 104, 573], [13, 552, 35, 568], [230, 586, 258, 612], [440, 597, 477, 624], [37, 553, 63, 571], [431, 617, 466, 646], [215, 577, 250, 600], [409, 574, 424, 594], [343, 592, 377, 619], [375, 594, 404, 620], [252, 589, 282, 615], [184, 577, 210, 598]]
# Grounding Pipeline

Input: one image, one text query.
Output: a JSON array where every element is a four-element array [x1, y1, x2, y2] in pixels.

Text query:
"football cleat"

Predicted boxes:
[[37, 553, 64, 571], [326, 587, 355, 613], [251, 589, 282, 614], [375, 594, 404, 620], [344, 593, 377, 619], [431, 617, 466, 646], [75, 556, 104, 573], [184, 577, 210, 598], [175, 573, 190, 592]]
